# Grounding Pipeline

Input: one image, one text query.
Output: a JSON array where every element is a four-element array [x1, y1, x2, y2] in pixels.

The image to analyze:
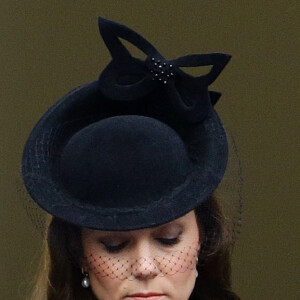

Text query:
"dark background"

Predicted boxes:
[[0, 1, 299, 299]]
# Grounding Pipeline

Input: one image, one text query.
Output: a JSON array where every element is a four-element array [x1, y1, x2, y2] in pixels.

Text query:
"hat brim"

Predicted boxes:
[[22, 81, 228, 231]]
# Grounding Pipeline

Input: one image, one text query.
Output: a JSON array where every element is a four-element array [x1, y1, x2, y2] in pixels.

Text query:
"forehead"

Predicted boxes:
[[83, 210, 196, 235]]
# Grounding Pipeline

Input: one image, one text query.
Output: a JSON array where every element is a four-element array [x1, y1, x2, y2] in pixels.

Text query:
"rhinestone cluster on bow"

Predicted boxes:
[[148, 57, 175, 84]]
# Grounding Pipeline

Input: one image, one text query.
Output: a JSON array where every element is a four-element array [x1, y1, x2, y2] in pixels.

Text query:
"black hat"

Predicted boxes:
[[21, 17, 231, 231]]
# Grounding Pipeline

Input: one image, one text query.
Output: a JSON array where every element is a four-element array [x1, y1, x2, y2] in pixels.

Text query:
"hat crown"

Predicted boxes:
[[59, 115, 190, 208]]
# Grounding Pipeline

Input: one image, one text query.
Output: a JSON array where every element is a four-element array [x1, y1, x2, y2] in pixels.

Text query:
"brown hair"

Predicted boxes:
[[27, 193, 240, 300]]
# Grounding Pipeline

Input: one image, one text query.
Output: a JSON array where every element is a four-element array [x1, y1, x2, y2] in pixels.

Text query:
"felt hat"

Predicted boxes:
[[21, 17, 231, 231]]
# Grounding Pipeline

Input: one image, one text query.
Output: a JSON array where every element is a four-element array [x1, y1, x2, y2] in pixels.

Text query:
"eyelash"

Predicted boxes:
[[102, 237, 181, 253]]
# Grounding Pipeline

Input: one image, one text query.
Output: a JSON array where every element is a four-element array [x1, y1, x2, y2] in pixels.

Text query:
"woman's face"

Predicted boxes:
[[81, 210, 201, 300]]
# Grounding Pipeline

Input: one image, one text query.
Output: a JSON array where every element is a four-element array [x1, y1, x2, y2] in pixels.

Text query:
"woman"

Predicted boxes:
[[22, 17, 241, 299]]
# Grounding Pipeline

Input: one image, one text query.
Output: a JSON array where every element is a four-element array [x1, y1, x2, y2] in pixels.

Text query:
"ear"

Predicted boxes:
[[98, 17, 162, 61], [172, 53, 232, 86]]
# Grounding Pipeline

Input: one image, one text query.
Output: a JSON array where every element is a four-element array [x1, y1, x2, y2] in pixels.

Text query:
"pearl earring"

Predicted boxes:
[[81, 267, 90, 288]]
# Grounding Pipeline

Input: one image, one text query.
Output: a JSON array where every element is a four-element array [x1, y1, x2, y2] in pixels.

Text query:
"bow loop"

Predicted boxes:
[[97, 17, 231, 123], [98, 17, 161, 60], [172, 53, 232, 85]]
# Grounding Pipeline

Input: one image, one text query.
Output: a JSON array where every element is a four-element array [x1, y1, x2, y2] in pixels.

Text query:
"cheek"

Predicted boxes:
[[83, 247, 126, 300], [166, 267, 197, 300], [89, 270, 123, 300], [163, 246, 198, 300], [85, 249, 134, 281]]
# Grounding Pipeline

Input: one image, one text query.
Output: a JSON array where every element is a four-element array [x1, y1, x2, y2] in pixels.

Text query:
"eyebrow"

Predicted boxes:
[[156, 222, 184, 231]]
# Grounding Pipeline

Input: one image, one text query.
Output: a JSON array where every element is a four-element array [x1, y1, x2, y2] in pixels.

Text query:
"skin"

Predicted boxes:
[[81, 210, 202, 300]]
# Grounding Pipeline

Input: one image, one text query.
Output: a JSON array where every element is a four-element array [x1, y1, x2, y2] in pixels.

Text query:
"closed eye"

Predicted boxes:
[[157, 237, 181, 246], [101, 241, 128, 253]]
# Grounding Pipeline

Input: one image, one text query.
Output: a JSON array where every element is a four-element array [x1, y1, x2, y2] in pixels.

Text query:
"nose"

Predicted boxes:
[[131, 256, 159, 280], [130, 243, 160, 280]]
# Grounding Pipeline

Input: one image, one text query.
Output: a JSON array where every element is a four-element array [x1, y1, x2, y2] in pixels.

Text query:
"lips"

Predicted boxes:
[[126, 296, 164, 300], [126, 292, 165, 299]]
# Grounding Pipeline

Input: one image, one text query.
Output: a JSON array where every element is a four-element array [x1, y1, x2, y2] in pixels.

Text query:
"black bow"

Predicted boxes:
[[98, 17, 231, 123]]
